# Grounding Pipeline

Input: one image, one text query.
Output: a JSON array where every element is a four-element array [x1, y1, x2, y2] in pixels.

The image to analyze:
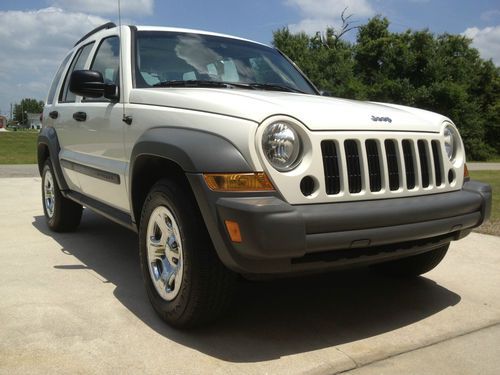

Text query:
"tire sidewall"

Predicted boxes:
[[139, 182, 194, 321], [42, 161, 60, 228]]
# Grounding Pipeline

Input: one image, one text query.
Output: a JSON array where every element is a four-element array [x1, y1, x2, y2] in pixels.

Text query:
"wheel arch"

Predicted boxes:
[[37, 127, 69, 190], [129, 127, 253, 226]]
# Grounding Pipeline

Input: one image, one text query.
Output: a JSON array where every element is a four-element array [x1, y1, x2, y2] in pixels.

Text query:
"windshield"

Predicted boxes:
[[134, 31, 317, 95]]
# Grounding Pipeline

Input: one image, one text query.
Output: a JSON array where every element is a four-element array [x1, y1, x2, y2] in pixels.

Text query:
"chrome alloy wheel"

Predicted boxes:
[[146, 206, 184, 301], [43, 169, 55, 218]]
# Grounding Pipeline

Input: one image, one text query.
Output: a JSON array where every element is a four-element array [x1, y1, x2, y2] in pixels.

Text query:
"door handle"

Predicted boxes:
[[49, 111, 58, 119], [73, 111, 87, 122]]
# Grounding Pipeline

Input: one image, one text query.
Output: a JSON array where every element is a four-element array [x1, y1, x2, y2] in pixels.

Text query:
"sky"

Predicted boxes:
[[0, 0, 499, 118]]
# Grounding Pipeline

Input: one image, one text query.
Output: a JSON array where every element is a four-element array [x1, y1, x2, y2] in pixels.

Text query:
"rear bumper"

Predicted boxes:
[[188, 176, 492, 275]]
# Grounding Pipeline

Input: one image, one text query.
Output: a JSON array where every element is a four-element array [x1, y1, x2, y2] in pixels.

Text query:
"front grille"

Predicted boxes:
[[321, 138, 444, 195]]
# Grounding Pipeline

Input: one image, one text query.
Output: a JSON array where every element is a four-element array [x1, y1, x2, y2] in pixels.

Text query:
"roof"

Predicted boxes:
[[135, 26, 269, 47], [75, 22, 269, 49]]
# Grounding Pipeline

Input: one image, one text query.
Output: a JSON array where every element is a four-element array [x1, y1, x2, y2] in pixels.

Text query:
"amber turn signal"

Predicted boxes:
[[464, 163, 470, 182], [225, 220, 242, 243], [203, 172, 275, 192]]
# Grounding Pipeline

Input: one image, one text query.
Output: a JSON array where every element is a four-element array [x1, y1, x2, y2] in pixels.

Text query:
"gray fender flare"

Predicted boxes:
[[129, 127, 253, 174], [37, 127, 69, 191], [129, 127, 254, 223]]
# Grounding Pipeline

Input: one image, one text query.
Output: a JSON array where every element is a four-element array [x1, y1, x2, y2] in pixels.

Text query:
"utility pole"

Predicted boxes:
[[10, 103, 12, 121]]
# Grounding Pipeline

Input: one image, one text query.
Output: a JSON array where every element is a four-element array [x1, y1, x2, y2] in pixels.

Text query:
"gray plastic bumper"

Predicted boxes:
[[189, 175, 491, 274]]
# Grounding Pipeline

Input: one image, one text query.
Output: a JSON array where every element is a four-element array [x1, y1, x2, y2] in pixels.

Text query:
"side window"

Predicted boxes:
[[47, 53, 71, 105], [90, 36, 120, 99], [59, 42, 95, 103]]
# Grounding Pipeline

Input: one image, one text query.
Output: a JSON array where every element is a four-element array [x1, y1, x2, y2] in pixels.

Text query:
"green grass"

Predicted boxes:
[[470, 170, 500, 236], [0, 130, 38, 164]]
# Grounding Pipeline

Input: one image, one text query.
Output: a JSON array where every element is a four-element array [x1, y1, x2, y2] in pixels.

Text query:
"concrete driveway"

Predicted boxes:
[[0, 177, 499, 374]]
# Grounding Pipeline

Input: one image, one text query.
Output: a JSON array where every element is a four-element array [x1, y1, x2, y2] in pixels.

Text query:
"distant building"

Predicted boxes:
[[26, 113, 42, 129], [0, 115, 7, 129]]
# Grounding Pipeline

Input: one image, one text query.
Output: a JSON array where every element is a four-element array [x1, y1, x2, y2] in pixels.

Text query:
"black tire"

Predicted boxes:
[[41, 159, 83, 232], [373, 244, 450, 277], [139, 179, 236, 328]]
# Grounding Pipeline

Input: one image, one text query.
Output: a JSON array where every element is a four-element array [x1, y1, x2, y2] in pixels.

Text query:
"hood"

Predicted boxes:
[[129, 88, 448, 132]]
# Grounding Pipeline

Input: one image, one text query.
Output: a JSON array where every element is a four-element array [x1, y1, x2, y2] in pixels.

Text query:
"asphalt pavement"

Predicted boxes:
[[0, 177, 499, 374]]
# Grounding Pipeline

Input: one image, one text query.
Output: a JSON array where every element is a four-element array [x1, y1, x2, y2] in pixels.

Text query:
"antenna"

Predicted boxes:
[[118, 0, 132, 125]]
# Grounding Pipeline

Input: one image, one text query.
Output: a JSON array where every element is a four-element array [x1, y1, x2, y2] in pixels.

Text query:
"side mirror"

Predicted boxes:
[[69, 70, 118, 101], [319, 90, 332, 97]]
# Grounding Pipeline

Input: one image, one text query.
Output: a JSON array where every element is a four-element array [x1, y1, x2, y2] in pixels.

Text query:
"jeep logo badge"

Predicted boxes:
[[371, 115, 392, 123]]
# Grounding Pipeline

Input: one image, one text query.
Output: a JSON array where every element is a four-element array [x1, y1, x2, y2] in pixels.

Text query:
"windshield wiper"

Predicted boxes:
[[245, 83, 305, 93], [152, 80, 305, 93], [152, 80, 235, 88]]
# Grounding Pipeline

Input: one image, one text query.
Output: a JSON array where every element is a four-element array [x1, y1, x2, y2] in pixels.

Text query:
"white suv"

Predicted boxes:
[[38, 22, 491, 327]]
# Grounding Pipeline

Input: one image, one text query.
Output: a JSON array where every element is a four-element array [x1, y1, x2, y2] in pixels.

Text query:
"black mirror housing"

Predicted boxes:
[[70, 70, 118, 101]]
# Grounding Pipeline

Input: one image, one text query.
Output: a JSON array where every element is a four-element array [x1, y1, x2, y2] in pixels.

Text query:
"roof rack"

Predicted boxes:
[[74, 22, 117, 46]]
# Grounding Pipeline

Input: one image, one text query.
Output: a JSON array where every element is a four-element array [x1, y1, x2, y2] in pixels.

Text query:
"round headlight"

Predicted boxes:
[[444, 125, 458, 161], [262, 122, 302, 171]]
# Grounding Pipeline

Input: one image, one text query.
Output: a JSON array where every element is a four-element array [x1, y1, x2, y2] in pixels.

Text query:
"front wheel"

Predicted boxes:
[[41, 159, 83, 232], [139, 179, 236, 328], [372, 244, 450, 277]]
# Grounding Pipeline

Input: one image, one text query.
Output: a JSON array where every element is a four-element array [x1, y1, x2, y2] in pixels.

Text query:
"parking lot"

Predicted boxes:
[[1, 176, 499, 374]]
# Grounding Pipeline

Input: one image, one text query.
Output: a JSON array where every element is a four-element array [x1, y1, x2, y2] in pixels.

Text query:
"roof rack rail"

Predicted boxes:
[[74, 22, 117, 46]]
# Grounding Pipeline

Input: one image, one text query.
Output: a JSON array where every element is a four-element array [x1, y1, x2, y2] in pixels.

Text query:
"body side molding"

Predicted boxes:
[[61, 159, 121, 184]]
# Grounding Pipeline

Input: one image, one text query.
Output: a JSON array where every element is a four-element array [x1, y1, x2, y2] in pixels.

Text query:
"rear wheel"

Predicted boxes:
[[42, 159, 83, 232], [373, 244, 450, 277], [139, 179, 236, 328]]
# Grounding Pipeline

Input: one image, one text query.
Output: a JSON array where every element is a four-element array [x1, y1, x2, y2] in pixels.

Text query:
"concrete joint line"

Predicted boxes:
[[335, 321, 500, 375]]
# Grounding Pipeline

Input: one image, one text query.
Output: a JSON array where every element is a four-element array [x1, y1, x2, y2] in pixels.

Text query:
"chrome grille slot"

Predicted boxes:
[[344, 140, 362, 193], [384, 140, 400, 191], [431, 140, 443, 187], [402, 140, 416, 189], [365, 140, 382, 192], [321, 140, 341, 195], [418, 140, 430, 188]]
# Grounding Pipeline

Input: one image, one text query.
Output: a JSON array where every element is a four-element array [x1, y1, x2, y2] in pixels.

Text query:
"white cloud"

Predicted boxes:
[[463, 25, 500, 65], [286, 0, 375, 34], [0, 7, 108, 115], [50, 0, 154, 16]]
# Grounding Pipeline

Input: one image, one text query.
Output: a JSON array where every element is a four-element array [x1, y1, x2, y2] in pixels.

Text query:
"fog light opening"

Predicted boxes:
[[300, 176, 316, 197]]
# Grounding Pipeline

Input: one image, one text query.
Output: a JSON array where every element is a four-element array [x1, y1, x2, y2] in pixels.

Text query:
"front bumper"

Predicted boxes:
[[188, 176, 491, 275]]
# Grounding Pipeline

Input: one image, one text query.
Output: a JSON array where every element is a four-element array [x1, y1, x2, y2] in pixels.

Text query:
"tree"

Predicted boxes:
[[273, 27, 360, 99], [273, 16, 500, 160], [13, 98, 44, 125]]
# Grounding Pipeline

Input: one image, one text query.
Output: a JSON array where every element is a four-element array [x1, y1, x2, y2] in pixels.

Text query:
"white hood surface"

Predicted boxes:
[[130, 88, 448, 133]]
